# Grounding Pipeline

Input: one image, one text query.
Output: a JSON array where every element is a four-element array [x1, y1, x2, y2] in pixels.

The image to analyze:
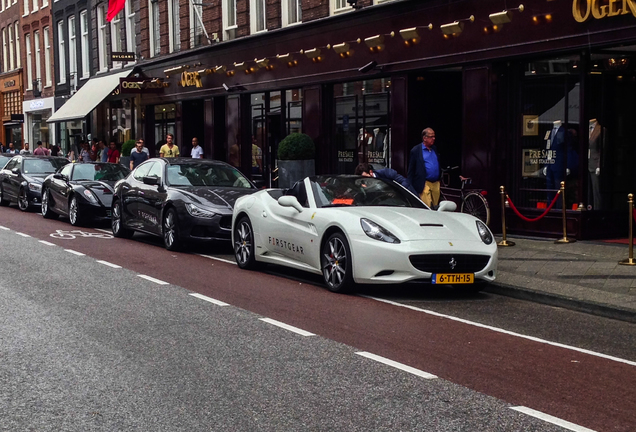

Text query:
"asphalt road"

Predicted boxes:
[[1, 206, 635, 431]]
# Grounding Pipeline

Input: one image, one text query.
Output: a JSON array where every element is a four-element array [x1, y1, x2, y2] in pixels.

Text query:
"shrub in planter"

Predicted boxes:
[[121, 139, 136, 157], [277, 133, 316, 188]]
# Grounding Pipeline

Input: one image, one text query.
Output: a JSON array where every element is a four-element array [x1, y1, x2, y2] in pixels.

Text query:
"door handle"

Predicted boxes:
[[262, 211, 267, 218]]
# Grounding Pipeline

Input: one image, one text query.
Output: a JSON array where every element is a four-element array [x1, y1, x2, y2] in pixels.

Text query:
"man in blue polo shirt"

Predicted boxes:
[[408, 128, 441, 208], [129, 139, 149, 170]]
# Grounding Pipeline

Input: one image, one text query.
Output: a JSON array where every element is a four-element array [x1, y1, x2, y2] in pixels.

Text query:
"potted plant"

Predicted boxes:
[[119, 139, 136, 167], [277, 133, 315, 188]]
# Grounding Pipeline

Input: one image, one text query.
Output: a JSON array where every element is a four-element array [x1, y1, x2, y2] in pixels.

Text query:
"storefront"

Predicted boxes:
[[0, 71, 23, 148], [23, 97, 55, 150]]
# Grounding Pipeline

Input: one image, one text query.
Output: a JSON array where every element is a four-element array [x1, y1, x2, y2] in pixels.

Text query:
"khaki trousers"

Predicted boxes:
[[420, 181, 441, 207]]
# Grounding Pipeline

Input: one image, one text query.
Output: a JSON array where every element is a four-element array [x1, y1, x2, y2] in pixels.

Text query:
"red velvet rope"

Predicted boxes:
[[633, 209, 636, 222], [506, 191, 561, 222]]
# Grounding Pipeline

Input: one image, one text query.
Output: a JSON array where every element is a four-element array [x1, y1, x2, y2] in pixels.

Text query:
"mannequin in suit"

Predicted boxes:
[[372, 128, 386, 153], [588, 118, 603, 210], [357, 128, 372, 163], [545, 120, 565, 207]]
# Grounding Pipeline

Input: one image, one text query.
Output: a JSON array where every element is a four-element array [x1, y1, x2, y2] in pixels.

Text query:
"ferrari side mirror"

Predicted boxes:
[[437, 200, 457, 212], [278, 195, 303, 213]]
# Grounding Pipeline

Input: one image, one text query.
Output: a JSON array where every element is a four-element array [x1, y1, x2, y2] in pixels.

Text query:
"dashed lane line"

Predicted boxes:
[[355, 352, 438, 379], [39, 240, 56, 246], [510, 406, 597, 432], [15, 232, 31, 237], [259, 318, 315, 336], [363, 295, 636, 368], [196, 254, 237, 265], [95, 228, 112, 234], [0, 225, 9, 230], [137, 274, 169, 285], [189, 293, 230, 306], [96, 260, 122, 269], [64, 249, 85, 256]]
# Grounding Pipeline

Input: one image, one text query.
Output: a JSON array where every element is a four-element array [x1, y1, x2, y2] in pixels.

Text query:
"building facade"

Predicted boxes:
[[0, 0, 23, 148]]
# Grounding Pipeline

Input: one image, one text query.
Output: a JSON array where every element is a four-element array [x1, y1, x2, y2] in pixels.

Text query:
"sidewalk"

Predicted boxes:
[[488, 236, 636, 323]]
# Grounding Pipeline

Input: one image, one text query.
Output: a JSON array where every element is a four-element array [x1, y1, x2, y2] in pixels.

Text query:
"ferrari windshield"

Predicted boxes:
[[72, 163, 129, 181], [309, 175, 427, 209], [23, 158, 68, 174], [166, 163, 254, 188]]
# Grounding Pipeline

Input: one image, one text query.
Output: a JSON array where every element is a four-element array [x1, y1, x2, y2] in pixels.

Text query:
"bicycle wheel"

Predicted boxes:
[[461, 192, 490, 225]]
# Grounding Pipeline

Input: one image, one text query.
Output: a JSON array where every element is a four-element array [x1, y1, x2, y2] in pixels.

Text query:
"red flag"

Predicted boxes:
[[107, 0, 126, 22]]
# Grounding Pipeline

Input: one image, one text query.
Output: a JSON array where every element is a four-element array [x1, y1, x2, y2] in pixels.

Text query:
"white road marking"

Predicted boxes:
[[15, 232, 31, 237], [39, 240, 56, 246], [196, 254, 237, 265], [510, 406, 597, 432], [137, 274, 169, 285], [64, 249, 85, 256], [96, 260, 122, 269], [189, 293, 229, 306], [362, 296, 636, 367], [259, 318, 315, 336], [0, 225, 9, 230], [95, 228, 112, 234], [356, 352, 438, 379]]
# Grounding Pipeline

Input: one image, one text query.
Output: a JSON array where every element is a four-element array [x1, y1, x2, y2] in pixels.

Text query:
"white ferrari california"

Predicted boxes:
[[232, 175, 497, 293]]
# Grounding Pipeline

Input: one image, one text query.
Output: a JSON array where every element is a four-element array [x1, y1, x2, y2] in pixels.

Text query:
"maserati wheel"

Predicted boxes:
[[234, 216, 258, 269], [41, 189, 58, 219], [18, 188, 30, 211], [111, 200, 134, 239], [69, 196, 82, 226], [321, 232, 354, 293], [163, 208, 182, 251]]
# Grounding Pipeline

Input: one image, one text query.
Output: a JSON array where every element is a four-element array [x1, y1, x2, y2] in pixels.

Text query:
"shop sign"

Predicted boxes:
[[4, 80, 15, 88], [572, 0, 636, 22], [119, 77, 166, 94], [338, 150, 354, 162], [10, 114, 23, 123], [180, 71, 203, 88], [111, 52, 135, 61], [29, 100, 45, 110]]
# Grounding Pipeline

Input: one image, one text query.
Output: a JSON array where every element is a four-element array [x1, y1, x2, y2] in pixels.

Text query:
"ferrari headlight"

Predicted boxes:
[[83, 189, 99, 204], [28, 182, 41, 192], [476, 220, 493, 245], [186, 203, 217, 219], [360, 218, 400, 244]]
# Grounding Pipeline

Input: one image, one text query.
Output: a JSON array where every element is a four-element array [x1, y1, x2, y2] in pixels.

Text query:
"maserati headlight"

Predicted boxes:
[[83, 189, 99, 204], [186, 203, 217, 219], [28, 182, 42, 192], [476, 220, 493, 245], [360, 218, 400, 244]]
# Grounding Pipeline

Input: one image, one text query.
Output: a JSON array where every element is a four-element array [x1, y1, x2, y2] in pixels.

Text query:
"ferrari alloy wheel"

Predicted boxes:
[[163, 208, 182, 251], [321, 232, 354, 293], [234, 216, 258, 269], [69, 196, 82, 226], [111, 200, 134, 239], [0, 186, 8, 206], [17, 188, 30, 211], [41, 189, 58, 219]]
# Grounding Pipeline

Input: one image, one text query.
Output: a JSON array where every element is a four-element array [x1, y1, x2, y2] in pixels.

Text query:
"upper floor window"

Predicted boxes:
[[14, 22, 20, 68], [34, 30, 41, 83], [330, 0, 351, 15], [282, 0, 301, 27], [44, 26, 51, 86], [68, 16, 77, 78], [42, 0, 47, 6], [80, 10, 89, 78], [168, 0, 180, 52], [97, 5, 107, 71], [25, 33, 32, 89], [8, 25, 14, 70], [2, 28, 7, 73], [32, 0, 38, 13], [22, 0, 28, 15], [110, 10, 123, 69], [125, 0, 135, 56], [57, 21, 65, 84], [250, 0, 266, 33], [149, 0, 160, 57], [223, 0, 237, 41], [190, 0, 204, 48]]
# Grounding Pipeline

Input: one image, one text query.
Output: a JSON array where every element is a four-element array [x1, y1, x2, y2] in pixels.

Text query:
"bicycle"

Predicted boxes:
[[438, 166, 491, 226]]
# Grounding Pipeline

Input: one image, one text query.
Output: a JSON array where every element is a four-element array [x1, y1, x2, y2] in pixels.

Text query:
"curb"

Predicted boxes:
[[486, 282, 636, 324]]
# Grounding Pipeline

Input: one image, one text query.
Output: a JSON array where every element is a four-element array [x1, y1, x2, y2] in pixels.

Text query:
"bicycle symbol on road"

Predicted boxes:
[[50, 229, 113, 240]]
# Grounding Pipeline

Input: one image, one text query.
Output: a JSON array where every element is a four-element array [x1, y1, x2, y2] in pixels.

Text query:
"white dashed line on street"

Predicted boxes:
[[189, 293, 230, 306], [355, 352, 438, 379], [95, 228, 112, 234], [0, 225, 9, 230], [196, 254, 237, 265], [64, 249, 85, 256], [15, 232, 31, 237], [259, 318, 315, 336], [137, 274, 169, 285], [39, 240, 56, 246], [96, 260, 122, 269], [363, 296, 636, 367], [510, 406, 597, 432]]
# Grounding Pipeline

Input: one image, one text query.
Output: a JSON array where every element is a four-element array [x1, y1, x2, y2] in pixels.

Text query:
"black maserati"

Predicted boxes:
[[41, 162, 130, 225], [111, 158, 257, 250]]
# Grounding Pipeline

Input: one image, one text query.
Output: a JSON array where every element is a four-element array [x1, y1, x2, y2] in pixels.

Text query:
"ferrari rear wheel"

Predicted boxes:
[[41, 189, 58, 219], [111, 200, 134, 239], [321, 232, 354, 293], [163, 208, 182, 251], [69, 196, 83, 226], [234, 216, 258, 269], [0, 185, 9, 206]]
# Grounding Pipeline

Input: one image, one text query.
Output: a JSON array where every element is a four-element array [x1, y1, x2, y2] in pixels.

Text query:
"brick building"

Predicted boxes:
[[0, 0, 24, 148]]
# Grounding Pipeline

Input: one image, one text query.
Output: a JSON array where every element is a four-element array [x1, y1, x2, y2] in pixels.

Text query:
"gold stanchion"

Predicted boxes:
[[555, 181, 576, 244], [497, 186, 515, 247], [619, 193, 635, 266]]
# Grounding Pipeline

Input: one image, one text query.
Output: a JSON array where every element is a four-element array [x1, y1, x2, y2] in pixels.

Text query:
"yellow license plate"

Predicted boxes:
[[432, 273, 474, 284]]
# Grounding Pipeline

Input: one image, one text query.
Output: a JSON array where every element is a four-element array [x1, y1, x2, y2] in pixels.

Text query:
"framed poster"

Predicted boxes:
[[523, 115, 539, 136]]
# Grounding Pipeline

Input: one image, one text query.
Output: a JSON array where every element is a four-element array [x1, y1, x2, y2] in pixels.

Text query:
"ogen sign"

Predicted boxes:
[[572, 0, 636, 22], [118, 77, 166, 94]]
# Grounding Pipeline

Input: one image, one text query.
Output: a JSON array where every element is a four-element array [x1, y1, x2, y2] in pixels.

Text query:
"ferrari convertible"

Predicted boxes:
[[232, 175, 498, 293]]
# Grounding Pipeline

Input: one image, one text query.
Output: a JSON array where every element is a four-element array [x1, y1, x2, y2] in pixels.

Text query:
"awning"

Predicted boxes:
[[47, 70, 131, 123]]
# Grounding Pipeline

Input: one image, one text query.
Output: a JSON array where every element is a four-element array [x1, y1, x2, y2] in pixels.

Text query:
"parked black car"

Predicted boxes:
[[0, 155, 70, 211], [111, 158, 257, 250], [41, 162, 130, 225]]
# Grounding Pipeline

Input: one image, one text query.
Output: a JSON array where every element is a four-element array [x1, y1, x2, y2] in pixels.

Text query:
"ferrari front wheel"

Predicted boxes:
[[41, 189, 58, 219], [234, 216, 258, 269], [321, 232, 354, 293]]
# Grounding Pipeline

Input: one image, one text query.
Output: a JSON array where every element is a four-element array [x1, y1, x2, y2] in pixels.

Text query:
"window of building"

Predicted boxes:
[[110, 10, 123, 69], [250, 0, 266, 33], [125, 1, 135, 56], [14, 22, 20, 68], [223, 0, 237, 41], [44, 26, 51, 86], [25, 33, 32, 89], [8, 25, 14, 70], [282, 0, 301, 27], [331, 0, 351, 15], [34, 30, 41, 87], [57, 20, 65, 84], [97, 5, 107, 71], [22, 0, 28, 15], [80, 10, 88, 78], [149, 0, 160, 57], [190, 0, 204, 47], [2, 28, 7, 73], [31, 0, 37, 13], [42, 0, 47, 6], [168, 0, 180, 52], [68, 17, 76, 85]]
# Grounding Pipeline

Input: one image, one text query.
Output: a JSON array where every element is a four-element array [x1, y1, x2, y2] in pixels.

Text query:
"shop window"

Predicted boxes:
[[285, 88, 302, 135], [251, 92, 266, 186], [334, 78, 391, 175], [110, 99, 134, 145], [154, 104, 176, 149]]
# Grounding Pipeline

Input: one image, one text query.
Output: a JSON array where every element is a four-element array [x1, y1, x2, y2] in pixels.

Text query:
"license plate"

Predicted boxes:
[[432, 273, 474, 284]]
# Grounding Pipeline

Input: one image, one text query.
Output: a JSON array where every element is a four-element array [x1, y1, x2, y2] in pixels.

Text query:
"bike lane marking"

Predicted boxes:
[[64, 249, 85, 256], [16, 232, 31, 238], [196, 254, 237, 265], [510, 407, 597, 432], [356, 352, 438, 379], [39, 240, 56, 246], [96, 260, 122, 269]]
